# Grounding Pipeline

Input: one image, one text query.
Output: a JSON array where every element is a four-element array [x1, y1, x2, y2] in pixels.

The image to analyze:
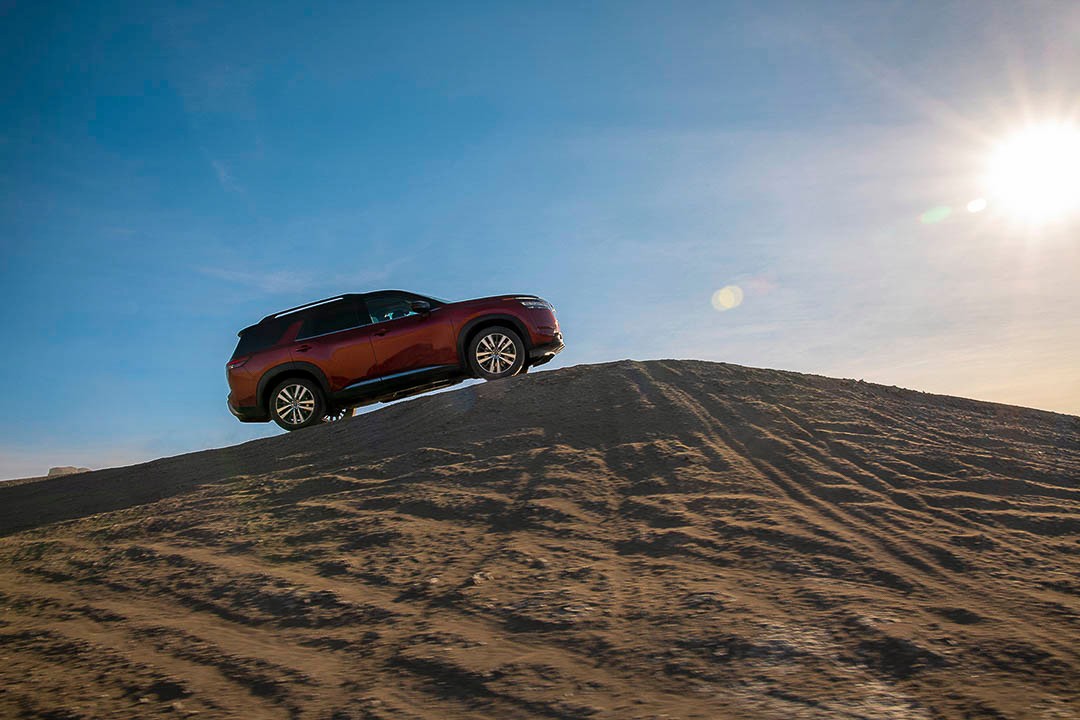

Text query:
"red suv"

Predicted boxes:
[[226, 290, 563, 430]]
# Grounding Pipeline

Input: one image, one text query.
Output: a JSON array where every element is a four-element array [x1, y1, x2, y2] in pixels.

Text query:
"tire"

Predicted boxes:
[[269, 377, 327, 431], [468, 326, 525, 380], [325, 406, 353, 422]]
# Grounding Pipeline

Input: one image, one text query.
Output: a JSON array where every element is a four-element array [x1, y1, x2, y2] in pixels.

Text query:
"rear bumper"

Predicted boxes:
[[228, 399, 269, 423]]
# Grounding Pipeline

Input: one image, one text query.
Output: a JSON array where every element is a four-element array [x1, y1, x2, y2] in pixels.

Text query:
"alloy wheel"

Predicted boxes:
[[475, 332, 517, 375], [275, 383, 316, 426]]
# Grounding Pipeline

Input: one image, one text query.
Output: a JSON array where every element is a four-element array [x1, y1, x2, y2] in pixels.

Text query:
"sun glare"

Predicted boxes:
[[984, 122, 1080, 227]]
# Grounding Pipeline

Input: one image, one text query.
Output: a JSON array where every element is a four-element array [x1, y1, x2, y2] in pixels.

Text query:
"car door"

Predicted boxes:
[[365, 292, 457, 377], [289, 298, 379, 392]]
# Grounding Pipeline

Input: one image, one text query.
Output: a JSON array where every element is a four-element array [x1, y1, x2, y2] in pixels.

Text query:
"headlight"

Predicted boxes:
[[520, 299, 552, 310]]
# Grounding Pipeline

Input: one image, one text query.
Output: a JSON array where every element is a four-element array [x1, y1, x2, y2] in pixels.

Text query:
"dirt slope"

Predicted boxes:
[[1, 360, 1078, 720]]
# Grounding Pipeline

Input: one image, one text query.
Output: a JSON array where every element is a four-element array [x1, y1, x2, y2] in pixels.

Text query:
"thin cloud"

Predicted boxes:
[[197, 258, 414, 297], [210, 158, 244, 194], [198, 266, 318, 295]]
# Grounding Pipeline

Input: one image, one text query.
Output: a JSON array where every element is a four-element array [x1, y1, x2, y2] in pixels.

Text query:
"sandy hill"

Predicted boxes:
[[1, 360, 1078, 720]]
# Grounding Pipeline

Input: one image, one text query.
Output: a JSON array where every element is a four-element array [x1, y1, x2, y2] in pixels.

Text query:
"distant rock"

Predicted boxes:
[[46, 466, 90, 477]]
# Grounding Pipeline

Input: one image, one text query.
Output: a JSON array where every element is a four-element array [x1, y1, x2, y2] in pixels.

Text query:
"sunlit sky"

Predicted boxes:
[[2, 1, 1078, 479]]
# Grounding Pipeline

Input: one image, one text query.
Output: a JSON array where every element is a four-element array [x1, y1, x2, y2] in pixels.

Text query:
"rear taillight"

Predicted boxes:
[[227, 357, 249, 370]]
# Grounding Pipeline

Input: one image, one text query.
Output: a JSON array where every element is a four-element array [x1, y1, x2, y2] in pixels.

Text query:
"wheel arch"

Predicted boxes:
[[457, 314, 531, 370], [256, 362, 331, 413]]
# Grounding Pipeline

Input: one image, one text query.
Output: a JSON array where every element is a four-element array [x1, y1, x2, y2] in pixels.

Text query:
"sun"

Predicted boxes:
[[983, 122, 1080, 227]]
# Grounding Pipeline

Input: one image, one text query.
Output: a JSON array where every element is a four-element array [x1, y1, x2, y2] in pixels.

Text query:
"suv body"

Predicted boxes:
[[226, 290, 562, 430]]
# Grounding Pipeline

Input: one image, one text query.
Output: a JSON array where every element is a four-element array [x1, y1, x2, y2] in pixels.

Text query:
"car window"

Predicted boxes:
[[366, 295, 417, 324], [297, 301, 363, 339], [233, 320, 288, 358]]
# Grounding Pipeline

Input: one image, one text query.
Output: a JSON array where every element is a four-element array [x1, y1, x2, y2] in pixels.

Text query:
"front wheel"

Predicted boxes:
[[270, 378, 327, 431], [468, 326, 525, 380]]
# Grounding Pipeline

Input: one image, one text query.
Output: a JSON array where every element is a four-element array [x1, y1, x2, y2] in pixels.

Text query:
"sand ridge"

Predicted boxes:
[[0, 360, 1077, 719]]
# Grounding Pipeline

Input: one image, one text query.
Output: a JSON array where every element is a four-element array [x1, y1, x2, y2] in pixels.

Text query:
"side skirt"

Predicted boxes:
[[330, 365, 465, 406]]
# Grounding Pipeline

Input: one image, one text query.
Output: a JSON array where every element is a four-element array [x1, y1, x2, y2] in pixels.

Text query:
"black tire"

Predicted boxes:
[[467, 326, 525, 380], [325, 406, 353, 422], [269, 377, 327, 431]]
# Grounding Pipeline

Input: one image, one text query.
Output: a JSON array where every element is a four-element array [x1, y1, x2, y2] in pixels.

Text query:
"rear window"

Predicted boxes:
[[233, 321, 288, 359]]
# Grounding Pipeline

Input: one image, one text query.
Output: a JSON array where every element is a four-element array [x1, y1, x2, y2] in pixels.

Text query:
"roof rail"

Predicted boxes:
[[260, 295, 348, 323]]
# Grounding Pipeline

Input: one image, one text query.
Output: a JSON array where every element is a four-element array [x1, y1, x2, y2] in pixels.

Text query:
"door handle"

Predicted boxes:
[[373, 329, 388, 337], [295, 344, 312, 353]]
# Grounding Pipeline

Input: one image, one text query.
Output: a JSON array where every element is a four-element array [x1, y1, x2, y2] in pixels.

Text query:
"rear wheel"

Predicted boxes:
[[325, 406, 353, 422], [468, 326, 525, 380], [270, 378, 326, 431]]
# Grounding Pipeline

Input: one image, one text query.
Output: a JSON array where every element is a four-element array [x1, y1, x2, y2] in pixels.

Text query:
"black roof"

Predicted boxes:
[[239, 290, 424, 336]]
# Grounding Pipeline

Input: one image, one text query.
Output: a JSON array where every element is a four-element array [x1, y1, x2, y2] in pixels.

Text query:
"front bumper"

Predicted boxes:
[[528, 334, 564, 366]]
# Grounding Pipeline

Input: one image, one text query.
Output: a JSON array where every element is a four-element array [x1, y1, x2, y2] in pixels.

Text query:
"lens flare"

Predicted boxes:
[[711, 285, 744, 311], [919, 206, 952, 224], [985, 122, 1080, 226]]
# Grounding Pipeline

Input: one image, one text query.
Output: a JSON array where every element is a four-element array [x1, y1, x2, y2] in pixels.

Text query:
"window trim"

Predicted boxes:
[[274, 296, 345, 319]]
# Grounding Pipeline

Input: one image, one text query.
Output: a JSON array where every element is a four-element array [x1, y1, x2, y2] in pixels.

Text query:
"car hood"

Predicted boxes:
[[446, 294, 543, 308]]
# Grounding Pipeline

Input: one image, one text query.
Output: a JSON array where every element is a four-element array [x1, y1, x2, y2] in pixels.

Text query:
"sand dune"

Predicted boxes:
[[1, 360, 1077, 719]]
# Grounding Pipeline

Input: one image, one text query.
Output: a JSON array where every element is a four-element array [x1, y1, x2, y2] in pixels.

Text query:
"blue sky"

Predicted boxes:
[[2, 1, 1078, 479]]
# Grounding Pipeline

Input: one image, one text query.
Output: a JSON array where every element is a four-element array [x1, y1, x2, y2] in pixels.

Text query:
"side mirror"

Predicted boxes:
[[409, 300, 431, 315]]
